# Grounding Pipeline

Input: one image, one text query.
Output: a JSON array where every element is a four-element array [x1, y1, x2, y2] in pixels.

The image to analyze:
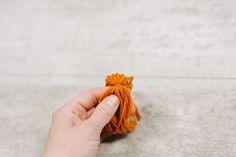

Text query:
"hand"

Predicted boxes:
[[41, 87, 119, 157]]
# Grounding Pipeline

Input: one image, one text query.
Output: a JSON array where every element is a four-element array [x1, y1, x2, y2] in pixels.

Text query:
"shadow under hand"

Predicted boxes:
[[101, 131, 128, 143]]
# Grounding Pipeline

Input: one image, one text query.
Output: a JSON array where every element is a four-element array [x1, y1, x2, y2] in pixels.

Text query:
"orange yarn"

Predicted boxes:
[[99, 73, 141, 134]]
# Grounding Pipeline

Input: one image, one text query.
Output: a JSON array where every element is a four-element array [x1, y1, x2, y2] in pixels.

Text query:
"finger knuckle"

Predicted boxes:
[[52, 108, 62, 120], [87, 88, 96, 93]]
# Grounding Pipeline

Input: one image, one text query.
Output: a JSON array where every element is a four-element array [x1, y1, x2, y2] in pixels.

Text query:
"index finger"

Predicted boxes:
[[68, 87, 107, 110]]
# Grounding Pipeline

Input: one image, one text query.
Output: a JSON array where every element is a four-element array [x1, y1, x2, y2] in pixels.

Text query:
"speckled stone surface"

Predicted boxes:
[[0, 0, 236, 157]]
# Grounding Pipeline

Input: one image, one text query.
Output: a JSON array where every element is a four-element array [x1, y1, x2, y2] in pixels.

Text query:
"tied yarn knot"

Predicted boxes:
[[105, 73, 133, 90], [99, 73, 141, 134]]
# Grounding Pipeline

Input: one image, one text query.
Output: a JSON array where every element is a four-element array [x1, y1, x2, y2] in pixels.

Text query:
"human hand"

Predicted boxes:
[[41, 87, 119, 157]]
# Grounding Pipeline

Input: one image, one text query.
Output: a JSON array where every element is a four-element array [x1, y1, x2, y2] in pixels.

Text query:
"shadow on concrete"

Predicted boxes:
[[102, 133, 128, 143]]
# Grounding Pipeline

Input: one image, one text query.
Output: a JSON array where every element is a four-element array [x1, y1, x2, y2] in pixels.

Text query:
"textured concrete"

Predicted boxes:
[[0, 0, 236, 157]]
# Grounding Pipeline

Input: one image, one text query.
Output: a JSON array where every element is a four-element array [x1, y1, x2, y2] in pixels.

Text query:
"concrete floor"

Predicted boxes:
[[0, 0, 236, 156]]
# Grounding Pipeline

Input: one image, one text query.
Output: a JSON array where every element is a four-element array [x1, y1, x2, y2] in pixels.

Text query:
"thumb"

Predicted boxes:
[[86, 95, 119, 131]]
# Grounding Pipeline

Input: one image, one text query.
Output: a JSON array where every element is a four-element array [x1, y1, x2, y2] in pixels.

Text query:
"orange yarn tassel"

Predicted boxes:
[[99, 73, 141, 134]]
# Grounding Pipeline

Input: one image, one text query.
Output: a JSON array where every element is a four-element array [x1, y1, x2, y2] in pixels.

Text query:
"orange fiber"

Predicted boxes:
[[99, 73, 141, 134]]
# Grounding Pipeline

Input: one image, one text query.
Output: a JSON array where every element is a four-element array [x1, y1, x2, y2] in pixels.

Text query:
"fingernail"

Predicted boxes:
[[106, 95, 119, 108]]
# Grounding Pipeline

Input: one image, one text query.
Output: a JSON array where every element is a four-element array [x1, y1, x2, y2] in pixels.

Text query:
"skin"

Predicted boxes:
[[41, 87, 120, 157]]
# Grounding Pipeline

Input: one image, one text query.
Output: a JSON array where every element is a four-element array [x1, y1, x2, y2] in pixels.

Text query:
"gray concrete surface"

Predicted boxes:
[[0, 0, 236, 157]]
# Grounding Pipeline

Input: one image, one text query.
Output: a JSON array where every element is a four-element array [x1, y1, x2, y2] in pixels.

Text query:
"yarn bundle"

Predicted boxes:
[[99, 73, 141, 134]]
